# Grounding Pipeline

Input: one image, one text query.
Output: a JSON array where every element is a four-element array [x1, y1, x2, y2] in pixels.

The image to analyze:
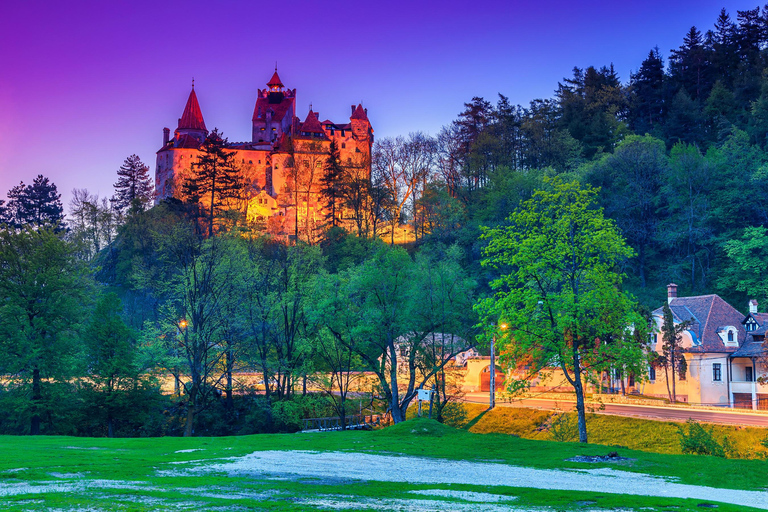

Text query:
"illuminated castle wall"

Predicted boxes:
[[154, 70, 373, 235]]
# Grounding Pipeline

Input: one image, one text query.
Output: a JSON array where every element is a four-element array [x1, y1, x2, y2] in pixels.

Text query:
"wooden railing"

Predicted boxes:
[[302, 413, 382, 432]]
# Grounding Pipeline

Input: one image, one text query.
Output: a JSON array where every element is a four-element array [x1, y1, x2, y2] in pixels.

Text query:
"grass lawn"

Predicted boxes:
[[0, 410, 767, 511]]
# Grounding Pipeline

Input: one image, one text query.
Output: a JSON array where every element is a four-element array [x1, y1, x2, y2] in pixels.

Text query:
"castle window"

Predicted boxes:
[[249, 160, 253, 164], [341, 143, 346, 149], [347, 158, 352, 164], [342, 130, 346, 136], [261, 127, 265, 131], [258, 106, 262, 118], [355, 147, 361, 153], [275, 163, 279, 169]]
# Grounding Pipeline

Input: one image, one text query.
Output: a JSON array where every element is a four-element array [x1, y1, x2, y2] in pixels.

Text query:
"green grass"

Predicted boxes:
[[0, 415, 766, 511]]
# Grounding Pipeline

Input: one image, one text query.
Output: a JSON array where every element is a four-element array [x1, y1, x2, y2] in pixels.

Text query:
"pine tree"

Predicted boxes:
[[113, 154, 153, 212], [629, 48, 667, 135], [5, 175, 64, 229], [182, 129, 244, 237], [319, 140, 347, 229], [669, 26, 712, 102]]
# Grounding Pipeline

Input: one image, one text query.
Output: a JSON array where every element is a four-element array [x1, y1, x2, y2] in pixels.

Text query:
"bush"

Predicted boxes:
[[549, 413, 579, 442], [678, 419, 733, 457], [272, 400, 303, 432]]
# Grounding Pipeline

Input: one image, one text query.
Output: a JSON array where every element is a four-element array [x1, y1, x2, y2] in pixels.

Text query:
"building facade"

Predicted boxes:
[[643, 283, 768, 409], [154, 71, 373, 237]]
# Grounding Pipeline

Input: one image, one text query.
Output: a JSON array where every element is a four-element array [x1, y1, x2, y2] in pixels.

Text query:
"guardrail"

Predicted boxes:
[[301, 413, 382, 432]]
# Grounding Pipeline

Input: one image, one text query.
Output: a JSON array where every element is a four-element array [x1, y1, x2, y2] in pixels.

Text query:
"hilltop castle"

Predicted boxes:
[[154, 70, 373, 236]]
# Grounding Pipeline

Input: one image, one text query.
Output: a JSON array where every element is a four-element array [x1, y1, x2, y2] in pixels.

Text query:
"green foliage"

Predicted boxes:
[[548, 413, 579, 443], [678, 419, 734, 458], [477, 178, 646, 443]]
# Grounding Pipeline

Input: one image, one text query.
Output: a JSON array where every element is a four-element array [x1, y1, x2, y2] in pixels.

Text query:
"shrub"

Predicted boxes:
[[678, 419, 733, 457], [272, 400, 303, 433], [549, 413, 579, 442]]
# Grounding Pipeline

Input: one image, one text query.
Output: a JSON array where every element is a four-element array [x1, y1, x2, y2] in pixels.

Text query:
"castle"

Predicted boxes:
[[154, 70, 373, 236]]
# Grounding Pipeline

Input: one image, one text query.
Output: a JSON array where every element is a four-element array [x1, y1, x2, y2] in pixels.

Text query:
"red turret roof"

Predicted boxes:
[[267, 71, 283, 88], [300, 110, 325, 133], [178, 88, 207, 131], [350, 104, 369, 121]]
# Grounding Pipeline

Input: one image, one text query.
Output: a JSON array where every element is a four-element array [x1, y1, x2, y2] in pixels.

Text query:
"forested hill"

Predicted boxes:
[[432, 6, 768, 310]]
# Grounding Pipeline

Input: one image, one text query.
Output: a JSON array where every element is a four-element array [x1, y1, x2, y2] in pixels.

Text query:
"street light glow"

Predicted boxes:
[[179, 319, 188, 329]]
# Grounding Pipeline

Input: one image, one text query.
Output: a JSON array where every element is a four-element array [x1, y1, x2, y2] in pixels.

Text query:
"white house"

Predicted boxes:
[[644, 283, 767, 409]]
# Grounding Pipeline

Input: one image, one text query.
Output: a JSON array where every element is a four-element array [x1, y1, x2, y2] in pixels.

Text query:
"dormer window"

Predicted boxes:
[[728, 331, 734, 342]]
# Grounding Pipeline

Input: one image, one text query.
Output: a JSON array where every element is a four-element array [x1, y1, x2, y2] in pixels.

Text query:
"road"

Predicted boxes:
[[464, 392, 768, 427]]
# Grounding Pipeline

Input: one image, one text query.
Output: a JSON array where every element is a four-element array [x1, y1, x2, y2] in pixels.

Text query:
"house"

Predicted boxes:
[[645, 283, 768, 409]]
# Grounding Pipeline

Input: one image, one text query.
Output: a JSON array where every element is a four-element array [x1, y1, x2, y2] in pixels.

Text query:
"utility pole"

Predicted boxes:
[[490, 322, 507, 410]]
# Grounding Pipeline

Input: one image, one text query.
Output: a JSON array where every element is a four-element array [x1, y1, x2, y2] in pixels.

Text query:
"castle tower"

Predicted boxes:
[[252, 70, 296, 144], [350, 104, 372, 142], [175, 86, 207, 145]]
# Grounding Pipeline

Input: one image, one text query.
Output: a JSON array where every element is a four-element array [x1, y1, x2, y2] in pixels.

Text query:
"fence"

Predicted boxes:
[[301, 413, 383, 432]]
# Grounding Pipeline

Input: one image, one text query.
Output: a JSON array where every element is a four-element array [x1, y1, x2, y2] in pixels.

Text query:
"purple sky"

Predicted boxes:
[[0, 0, 759, 210]]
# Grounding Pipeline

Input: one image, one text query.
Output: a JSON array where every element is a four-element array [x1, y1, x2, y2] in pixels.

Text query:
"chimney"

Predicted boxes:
[[750, 299, 758, 314], [163, 127, 170, 146], [351, 105, 355, 115], [667, 283, 678, 304]]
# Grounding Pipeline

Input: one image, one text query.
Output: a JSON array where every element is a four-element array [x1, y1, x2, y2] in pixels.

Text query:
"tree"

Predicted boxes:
[[343, 245, 476, 424], [319, 140, 347, 229], [83, 293, 159, 437], [5, 175, 64, 229], [0, 226, 88, 434], [629, 47, 667, 136], [113, 154, 154, 213], [721, 226, 768, 303], [587, 135, 666, 289], [476, 178, 645, 443], [659, 302, 691, 403], [182, 129, 244, 237]]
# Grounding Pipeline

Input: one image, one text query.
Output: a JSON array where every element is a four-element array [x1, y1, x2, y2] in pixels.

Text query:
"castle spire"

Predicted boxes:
[[267, 69, 284, 92], [178, 87, 207, 131]]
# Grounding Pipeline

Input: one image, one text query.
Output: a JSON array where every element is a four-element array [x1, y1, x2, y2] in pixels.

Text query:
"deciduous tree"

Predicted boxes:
[[476, 178, 645, 443]]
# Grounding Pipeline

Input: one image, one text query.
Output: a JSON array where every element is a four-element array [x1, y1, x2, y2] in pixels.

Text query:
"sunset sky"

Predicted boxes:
[[0, 0, 759, 208]]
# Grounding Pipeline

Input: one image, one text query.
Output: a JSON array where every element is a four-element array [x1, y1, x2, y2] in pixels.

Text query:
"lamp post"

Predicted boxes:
[[176, 319, 188, 395], [490, 322, 508, 410]]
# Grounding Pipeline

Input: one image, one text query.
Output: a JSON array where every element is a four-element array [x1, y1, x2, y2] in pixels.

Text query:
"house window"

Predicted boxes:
[[713, 363, 722, 382], [746, 366, 753, 382], [649, 366, 656, 381], [728, 331, 734, 342]]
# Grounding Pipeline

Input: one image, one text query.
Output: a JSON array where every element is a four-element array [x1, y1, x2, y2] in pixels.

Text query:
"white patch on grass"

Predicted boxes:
[[299, 495, 537, 511], [0, 479, 154, 497], [185, 450, 768, 509], [175, 448, 204, 453], [409, 489, 517, 502]]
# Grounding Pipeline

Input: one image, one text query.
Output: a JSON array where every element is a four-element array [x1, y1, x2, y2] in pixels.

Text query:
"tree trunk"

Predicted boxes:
[[671, 347, 677, 404], [31, 367, 41, 435], [185, 385, 197, 437], [225, 349, 233, 411], [570, 349, 588, 443]]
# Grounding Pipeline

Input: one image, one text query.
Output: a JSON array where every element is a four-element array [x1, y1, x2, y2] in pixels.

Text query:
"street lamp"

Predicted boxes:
[[490, 322, 508, 410]]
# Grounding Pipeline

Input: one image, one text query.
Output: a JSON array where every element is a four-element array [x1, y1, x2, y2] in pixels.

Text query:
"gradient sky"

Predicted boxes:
[[0, 0, 761, 209]]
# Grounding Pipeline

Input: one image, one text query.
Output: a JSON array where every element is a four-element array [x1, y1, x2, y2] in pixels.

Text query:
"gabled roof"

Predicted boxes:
[[267, 71, 283, 87], [299, 110, 325, 134], [178, 88, 207, 131], [350, 104, 368, 121], [652, 294, 746, 353], [743, 312, 768, 326]]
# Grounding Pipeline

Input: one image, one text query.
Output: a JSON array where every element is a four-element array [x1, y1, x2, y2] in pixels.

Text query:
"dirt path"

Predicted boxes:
[[195, 450, 768, 509]]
